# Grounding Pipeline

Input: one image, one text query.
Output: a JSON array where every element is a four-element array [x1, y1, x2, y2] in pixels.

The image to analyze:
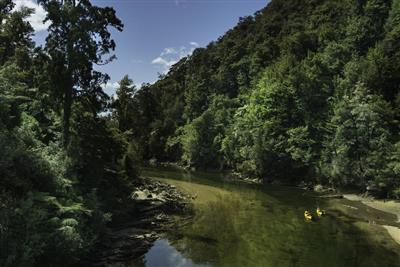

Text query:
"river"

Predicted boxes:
[[134, 167, 400, 267]]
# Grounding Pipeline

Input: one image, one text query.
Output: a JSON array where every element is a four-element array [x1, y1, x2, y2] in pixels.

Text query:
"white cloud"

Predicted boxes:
[[135, 82, 142, 89], [151, 57, 166, 65], [152, 57, 177, 67], [12, 0, 50, 32], [151, 42, 199, 74], [101, 81, 119, 96], [101, 80, 142, 97], [160, 47, 176, 56]]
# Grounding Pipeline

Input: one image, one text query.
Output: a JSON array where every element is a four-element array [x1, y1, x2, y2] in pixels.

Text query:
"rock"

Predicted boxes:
[[314, 184, 336, 193], [132, 189, 150, 200], [144, 233, 153, 238], [131, 189, 167, 203], [155, 213, 167, 221], [91, 177, 192, 266], [314, 184, 324, 192], [136, 234, 144, 239], [149, 158, 158, 166]]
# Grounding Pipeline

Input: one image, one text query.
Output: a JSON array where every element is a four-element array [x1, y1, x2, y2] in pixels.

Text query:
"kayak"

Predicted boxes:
[[316, 207, 325, 217], [304, 211, 313, 220]]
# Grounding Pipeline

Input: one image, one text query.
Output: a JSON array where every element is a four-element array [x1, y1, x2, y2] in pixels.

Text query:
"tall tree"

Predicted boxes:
[[39, 0, 123, 146], [113, 75, 136, 132], [0, 0, 34, 65]]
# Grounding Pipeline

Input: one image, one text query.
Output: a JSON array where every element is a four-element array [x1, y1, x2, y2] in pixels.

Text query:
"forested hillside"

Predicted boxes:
[[124, 0, 400, 197], [2, 0, 400, 265], [0, 1, 138, 265]]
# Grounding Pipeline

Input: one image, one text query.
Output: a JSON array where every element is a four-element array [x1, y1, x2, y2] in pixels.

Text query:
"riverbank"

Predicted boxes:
[[91, 177, 192, 266], [342, 194, 400, 245], [342, 194, 400, 222], [324, 192, 400, 248]]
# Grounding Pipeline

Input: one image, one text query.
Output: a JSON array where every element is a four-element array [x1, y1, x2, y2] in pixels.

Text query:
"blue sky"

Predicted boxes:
[[14, 0, 268, 96]]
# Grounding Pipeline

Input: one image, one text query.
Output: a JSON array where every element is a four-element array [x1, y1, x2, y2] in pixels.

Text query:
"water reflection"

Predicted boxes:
[[144, 239, 211, 267], [141, 168, 400, 267]]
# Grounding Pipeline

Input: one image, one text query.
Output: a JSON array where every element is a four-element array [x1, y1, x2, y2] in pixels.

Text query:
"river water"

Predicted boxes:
[[136, 167, 400, 267]]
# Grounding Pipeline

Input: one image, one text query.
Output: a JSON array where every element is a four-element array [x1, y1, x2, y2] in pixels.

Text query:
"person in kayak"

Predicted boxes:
[[316, 207, 325, 217], [304, 210, 313, 220]]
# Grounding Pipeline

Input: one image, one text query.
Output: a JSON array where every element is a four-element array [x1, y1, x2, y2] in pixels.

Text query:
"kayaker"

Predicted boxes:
[[316, 207, 325, 217], [304, 210, 313, 220]]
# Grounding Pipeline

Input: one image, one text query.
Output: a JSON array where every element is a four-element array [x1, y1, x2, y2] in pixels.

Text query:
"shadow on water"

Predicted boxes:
[[138, 167, 400, 267]]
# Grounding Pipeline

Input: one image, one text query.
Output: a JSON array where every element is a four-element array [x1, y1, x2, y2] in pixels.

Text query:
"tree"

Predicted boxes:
[[39, 0, 123, 146], [112, 75, 136, 132], [177, 95, 236, 169], [324, 83, 395, 193], [0, 0, 34, 65]]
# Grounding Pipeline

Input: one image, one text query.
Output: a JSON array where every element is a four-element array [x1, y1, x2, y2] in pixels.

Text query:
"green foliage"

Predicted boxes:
[[0, 0, 399, 265], [0, 1, 138, 266], [124, 0, 400, 195], [0, 118, 96, 266], [286, 126, 316, 166], [0, 0, 34, 66], [387, 142, 400, 198], [178, 95, 236, 169], [68, 105, 137, 210], [39, 0, 123, 145], [323, 84, 395, 194], [112, 75, 137, 132]]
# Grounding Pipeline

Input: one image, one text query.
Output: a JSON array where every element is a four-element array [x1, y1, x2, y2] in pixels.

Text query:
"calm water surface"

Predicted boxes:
[[138, 167, 400, 267]]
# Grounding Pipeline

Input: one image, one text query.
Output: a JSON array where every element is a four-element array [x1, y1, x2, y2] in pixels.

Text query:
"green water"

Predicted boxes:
[[140, 167, 400, 267]]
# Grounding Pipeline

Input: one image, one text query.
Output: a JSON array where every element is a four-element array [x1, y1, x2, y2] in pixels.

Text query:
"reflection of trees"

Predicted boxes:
[[173, 194, 247, 265], [167, 190, 400, 267]]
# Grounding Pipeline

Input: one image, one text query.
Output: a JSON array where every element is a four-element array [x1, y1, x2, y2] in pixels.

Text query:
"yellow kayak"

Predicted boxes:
[[304, 211, 313, 221], [316, 207, 325, 217]]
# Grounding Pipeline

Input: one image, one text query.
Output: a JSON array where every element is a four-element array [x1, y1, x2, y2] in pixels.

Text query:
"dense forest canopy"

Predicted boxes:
[[0, 0, 136, 265], [0, 0, 399, 265], [121, 0, 400, 196]]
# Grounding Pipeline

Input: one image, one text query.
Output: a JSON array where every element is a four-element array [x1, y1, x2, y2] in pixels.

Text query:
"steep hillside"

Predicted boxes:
[[126, 0, 400, 196]]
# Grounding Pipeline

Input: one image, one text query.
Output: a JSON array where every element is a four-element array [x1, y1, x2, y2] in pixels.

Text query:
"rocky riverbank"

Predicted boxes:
[[91, 177, 193, 267]]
